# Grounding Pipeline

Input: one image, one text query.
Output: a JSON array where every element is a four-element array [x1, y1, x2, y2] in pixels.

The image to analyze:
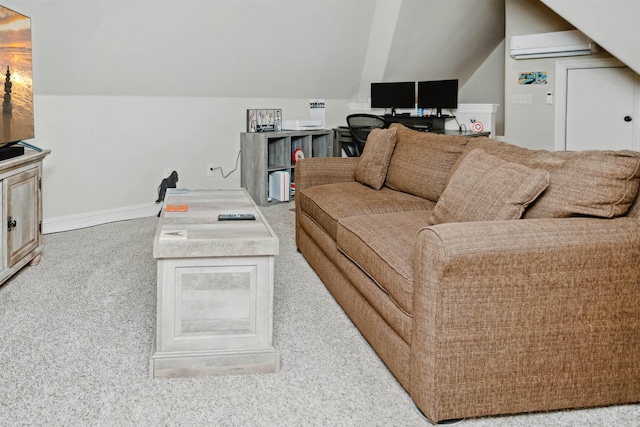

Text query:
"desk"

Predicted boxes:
[[333, 125, 490, 156], [432, 129, 491, 138], [384, 114, 450, 130]]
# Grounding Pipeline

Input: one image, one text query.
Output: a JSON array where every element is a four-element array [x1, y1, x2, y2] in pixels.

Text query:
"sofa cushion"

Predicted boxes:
[[337, 210, 433, 315], [428, 149, 550, 225], [354, 127, 398, 190], [455, 138, 640, 219], [384, 123, 469, 202], [298, 182, 434, 241]]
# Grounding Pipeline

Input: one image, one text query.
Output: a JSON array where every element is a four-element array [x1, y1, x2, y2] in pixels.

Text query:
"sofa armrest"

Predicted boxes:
[[295, 157, 359, 192], [409, 217, 640, 421]]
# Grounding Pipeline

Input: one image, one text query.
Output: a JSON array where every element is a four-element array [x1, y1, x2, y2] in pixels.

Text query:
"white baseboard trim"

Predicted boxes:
[[43, 203, 159, 234]]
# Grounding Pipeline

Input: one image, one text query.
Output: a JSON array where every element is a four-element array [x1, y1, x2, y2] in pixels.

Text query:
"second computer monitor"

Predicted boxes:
[[418, 79, 458, 118]]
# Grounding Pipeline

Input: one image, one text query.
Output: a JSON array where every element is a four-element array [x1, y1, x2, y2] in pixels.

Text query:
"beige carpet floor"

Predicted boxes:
[[0, 201, 638, 426]]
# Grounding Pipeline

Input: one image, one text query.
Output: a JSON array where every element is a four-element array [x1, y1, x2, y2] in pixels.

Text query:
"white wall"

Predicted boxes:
[[385, 0, 505, 84], [38, 95, 351, 232], [0, 0, 506, 232], [503, 0, 633, 149], [26, 0, 375, 99], [540, 0, 640, 74], [0, 0, 369, 232], [459, 41, 506, 136]]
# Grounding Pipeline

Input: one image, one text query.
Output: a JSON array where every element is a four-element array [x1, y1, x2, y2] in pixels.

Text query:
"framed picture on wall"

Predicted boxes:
[[247, 109, 282, 132], [518, 71, 548, 85]]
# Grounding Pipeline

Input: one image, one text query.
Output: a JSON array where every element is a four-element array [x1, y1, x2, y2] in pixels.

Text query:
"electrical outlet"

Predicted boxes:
[[207, 164, 215, 177], [163, 168, 172, 178], [512, 93, 532, 104]]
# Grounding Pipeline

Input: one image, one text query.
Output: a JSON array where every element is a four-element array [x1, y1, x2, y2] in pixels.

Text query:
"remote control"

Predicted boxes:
[[218, 213, 256, 221]]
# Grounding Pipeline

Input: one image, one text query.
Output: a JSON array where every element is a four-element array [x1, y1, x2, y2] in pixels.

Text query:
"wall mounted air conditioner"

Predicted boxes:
[[509, 30, 598, 60]]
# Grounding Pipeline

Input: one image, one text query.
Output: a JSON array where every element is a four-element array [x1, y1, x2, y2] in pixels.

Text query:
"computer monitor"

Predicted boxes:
[[417, 79, 458, 118], [370, 81, 415, 115]]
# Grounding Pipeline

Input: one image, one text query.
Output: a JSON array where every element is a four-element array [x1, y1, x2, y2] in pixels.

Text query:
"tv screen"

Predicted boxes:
[[417, 79, 458, 116], [370, 82, 415, 111], [0, 6, 34, 148]]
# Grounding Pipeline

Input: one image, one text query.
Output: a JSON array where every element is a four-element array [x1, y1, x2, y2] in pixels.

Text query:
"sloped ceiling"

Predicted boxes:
[[24, 0, 504, 100], [385, 0, 505, 84], [540, 0, 640, 74], [31, 0, 376, 98]]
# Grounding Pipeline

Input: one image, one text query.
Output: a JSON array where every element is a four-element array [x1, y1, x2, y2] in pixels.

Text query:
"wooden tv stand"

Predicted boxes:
[[0, 148, 50, 288]]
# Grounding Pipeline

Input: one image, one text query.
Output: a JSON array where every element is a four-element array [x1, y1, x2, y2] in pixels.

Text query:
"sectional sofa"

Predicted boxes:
[[294, 123, 640, 423]]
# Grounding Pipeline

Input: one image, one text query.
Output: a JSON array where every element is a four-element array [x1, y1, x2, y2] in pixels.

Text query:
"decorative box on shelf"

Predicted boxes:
[[247, 109, 282, 133]]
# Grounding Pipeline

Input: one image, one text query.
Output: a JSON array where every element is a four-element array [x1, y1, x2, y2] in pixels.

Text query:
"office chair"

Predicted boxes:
[[345, 114, 389, 157]]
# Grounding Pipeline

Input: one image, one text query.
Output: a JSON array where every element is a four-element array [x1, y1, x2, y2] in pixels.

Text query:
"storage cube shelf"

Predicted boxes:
[[241, 130, 332, 206], [267, 137, 288, 170]]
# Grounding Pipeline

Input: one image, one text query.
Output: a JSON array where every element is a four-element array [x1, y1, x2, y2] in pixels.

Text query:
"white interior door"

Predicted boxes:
[[566, 67, 636, 150], [555, 59, 640, 152]]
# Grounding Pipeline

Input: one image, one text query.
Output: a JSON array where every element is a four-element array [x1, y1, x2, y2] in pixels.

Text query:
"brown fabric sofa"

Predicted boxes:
[[294, 123, 640, 423]]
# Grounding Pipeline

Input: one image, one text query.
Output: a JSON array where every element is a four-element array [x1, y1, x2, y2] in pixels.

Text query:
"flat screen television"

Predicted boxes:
[[417, 79, 458, 118], [370, 81, 415, 115], [0, 5, 34, 155]]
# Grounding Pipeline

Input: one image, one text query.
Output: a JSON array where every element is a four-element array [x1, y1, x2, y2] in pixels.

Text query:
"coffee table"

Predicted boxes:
[[150, 188, 280, 378]]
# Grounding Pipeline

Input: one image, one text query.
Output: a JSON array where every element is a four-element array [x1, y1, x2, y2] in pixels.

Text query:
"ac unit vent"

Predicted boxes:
[[509, 30, 597, 60]]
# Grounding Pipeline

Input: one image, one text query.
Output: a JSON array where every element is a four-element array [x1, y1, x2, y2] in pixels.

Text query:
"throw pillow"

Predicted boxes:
[[354, 127, 398, 190], [384, 123, 469, 202], [451, 138, 640, 219], [428, 149, 550, 225]]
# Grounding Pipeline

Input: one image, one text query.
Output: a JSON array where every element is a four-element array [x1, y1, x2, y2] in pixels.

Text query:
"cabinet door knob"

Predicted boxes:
[[7, 216, 16, 231], [624, 116, 632, 122]]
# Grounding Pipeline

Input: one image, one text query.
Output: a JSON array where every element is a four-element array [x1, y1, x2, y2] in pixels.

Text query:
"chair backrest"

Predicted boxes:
[[346, 114, 388, 156]]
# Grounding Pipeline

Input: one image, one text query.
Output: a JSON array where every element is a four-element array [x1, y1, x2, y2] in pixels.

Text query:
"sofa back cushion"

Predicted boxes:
[[455, 138, 640, 218], [428, 149, 550, 225], [384, 123, 469, 202], [354, 127, 398, 190]]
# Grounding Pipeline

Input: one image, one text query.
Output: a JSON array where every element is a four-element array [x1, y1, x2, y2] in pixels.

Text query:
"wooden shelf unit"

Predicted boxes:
[[241, 130, 332, 206]]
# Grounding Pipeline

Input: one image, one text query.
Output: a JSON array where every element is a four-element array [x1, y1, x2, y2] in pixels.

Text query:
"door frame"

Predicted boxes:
[[554, 58, 640, 151]]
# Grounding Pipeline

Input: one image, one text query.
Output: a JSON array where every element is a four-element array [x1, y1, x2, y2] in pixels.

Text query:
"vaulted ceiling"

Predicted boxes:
[[385, 1, 504, 84], [7, 0, 637, 102], [540, 0, 640, 74], [25, 0, 505, 100]]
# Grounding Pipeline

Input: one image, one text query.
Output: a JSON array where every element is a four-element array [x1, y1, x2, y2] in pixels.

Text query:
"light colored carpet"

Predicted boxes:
[[0, 201, 638, 426]]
